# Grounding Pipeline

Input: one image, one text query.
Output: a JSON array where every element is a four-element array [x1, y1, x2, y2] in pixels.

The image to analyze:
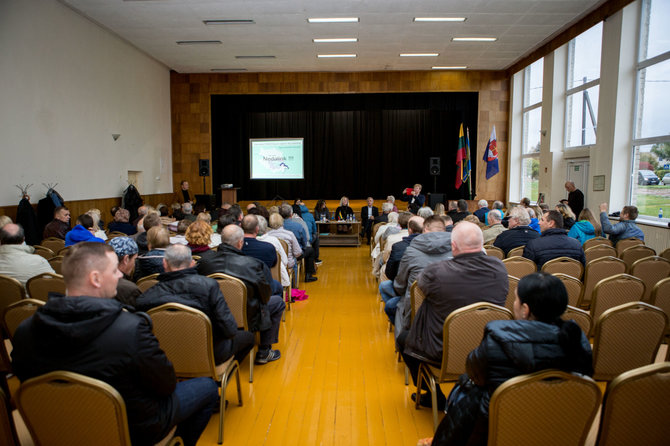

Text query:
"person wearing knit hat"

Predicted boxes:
[[109, 236, 140, 307]]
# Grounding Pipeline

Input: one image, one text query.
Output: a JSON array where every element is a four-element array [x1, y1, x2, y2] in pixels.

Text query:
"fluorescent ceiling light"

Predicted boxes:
[[235, 55, 276, 59], [313, 38, 358, 43], [203, 19, 255, 25], [308, 18, 359, 23], [452, 37, 497, 42], [317, 54, 357, 58], [432, 66, 467, 70], [176, 40, 222, 45], [399, 53, 439, 57], [414, 17, 466, 22], [211, 68, 248, 72]]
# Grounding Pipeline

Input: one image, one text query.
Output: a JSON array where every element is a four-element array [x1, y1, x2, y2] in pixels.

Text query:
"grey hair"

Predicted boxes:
[[381, 202, 393, 213], [492, 200, 504, 210], [488, 210, 502, 223], [386, 195, 395, 203], [222, 224, 244, 247], [182, 202, 193, 214], [387, 212, 399, 224], [509, 206, 531, 225], [164, 244, 193, 269], [478, 199, 488, 208], [417, 207, 434, 218], [257, 215, 269, 236]]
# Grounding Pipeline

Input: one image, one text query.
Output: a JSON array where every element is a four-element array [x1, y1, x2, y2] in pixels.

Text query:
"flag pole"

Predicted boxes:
[[466, 127, 472, 200]]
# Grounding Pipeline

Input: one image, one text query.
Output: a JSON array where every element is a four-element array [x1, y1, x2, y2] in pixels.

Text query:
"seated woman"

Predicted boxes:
[[556, 203, 577, 230], [335, 196, 355, 233], [133, 226, 169, 281], [314, 199, 330, 221], [568, 208, 602, 244], [185, 220, 216, 261], [430, 272, 593, 446]]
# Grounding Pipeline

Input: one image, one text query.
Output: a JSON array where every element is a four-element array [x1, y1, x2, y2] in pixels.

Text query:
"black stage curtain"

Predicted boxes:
[[211, 92, 478, 201]]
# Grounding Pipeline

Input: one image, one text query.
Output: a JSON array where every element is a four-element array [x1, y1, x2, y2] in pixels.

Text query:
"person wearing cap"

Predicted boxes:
[[109, 236, 141, 307]]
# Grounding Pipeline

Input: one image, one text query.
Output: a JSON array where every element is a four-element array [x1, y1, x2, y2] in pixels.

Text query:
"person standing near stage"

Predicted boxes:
[[400, 184, 425, 214]]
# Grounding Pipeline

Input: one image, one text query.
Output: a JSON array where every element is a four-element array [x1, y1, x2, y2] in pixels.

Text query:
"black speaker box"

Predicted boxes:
[[195, 194, 216, 210], [429, 157, 441, 176], [428, 193, 445, 209], [199, 159, 210, 177]]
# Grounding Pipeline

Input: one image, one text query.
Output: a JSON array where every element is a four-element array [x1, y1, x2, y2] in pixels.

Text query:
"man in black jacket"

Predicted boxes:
[[523, 210, 585, 267], [136, 244, 255, 364], [198, 224, 285, 364], [11, 242, 218, 446], [360, 197, 380, 244], [492, 206, 540, 255]]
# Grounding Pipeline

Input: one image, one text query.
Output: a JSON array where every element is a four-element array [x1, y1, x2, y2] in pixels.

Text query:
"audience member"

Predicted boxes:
[[295, 200, 320, 263], [257, 215, 290, 288], [520, 197, 531, 207], [43, 206, 71, 240], [170, 220, 191, 245], [0, 215, 13, 230], [527, 207, 541, 233], [171, 203, 185, 221], [485, 200, 505, 226], [386, 195, 399, 213], [360, 197, 379, 245], [523, 210, 585, 267], [434, 203, 446, 217], [492, 206, 540, 255], [11, 242, 218, 446], [399, 221, 508, 409], [482, 211, 506, 244], [391, 215, 454, 336], [280, 204, 317, 282], [0, 223, 54, 285], [463, 214, 485, 228], [568, 208, 601, 244], [65, 214, 105, 247], [107, 208, 136, 235], [267, 213, 302, 271], [431, 273, 593, 445], [450, 199, 470, 223], [376, 212, 413, 277], [136, 244, 255, 364], [241, 215, 278, 269], [377, 201, 393, 224], [132, 205, 149, 228], [442, 215, 454, 232], [599, 203, 644, 243], [197, 225, 285, 364], [108, 236, 141, 307], [400, 184, 425, 214], [182, 202, 196, 222], [473, 199, 489, 223], [134, 226, 169, 280], [185, 220, 216, 261], [417, 206, 434, 218], [135, 212, 162, 255], [555, 203, 576, 230]]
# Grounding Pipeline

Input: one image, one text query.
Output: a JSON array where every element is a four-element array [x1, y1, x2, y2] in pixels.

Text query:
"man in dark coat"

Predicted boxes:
[[523, 210, 585, 267], [197, 224, 285, 364], [565, 181, 584, 217], [360, 197, 380, 244], [399, 222, 508, 409], [492, 206, 540, 255], [11, 242, 218, 446], [42, 206, 70, 240], [136, 244, 254, 364]]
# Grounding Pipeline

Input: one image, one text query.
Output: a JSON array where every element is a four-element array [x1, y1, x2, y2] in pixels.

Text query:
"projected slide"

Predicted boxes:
[[250, 138, 304, 180]]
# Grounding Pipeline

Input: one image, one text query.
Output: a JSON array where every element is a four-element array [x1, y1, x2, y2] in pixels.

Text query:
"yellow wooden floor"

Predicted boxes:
[[199, 244, 435, 445]]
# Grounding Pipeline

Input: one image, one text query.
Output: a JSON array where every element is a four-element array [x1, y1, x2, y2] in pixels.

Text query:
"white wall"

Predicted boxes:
[[0, 0, 172, 207]]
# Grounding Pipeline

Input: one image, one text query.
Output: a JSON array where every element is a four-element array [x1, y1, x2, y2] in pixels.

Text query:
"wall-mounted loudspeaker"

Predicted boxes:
[[429, 157, 441, 176], [199, 159, 210, 177]]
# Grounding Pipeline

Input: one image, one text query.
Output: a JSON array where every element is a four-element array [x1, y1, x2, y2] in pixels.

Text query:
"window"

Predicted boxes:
[[631, 0, 670, 219], [520, 58, 543, 201], [565, 22, 602, 148]]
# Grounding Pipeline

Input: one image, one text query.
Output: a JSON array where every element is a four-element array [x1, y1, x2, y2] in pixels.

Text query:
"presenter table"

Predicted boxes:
[[317, 221, 361, 247]]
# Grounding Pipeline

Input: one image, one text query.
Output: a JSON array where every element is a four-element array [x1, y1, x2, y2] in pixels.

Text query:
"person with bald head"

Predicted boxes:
[[198, 224, 286, 364], [11, 242, 219, 446], [565, 181, 584, 217], [399, 221, 508, 410], [0, 223, 55, 285]]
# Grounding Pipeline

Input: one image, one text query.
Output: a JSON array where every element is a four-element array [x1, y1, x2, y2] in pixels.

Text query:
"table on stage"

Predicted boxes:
[[316, 221, 361, 247]]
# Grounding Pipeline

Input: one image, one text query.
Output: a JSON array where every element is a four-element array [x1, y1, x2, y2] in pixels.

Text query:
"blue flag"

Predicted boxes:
[[483, 125, 499, 179]]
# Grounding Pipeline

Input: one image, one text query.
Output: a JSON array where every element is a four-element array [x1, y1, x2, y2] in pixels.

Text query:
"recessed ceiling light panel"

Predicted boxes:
[[452, 37, 497, 42], [203, 19, 255, 25], [399, 53, 439, 57], [176, 40, 222, 45], [308, 18, 359, 23], [235, 55, 276, 59], [413, 17, 466, 22], [317, 54, 357, 58], [432, 66, 467, 70], [211, 68, 248, 72], [313, 38, 358, 43]]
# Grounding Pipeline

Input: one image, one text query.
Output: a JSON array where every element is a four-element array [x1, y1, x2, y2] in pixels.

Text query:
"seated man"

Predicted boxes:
[[523, 210, 585, 267], [182, 202, 197, 222], [108, 236, 141, 307], [451, 199, 471, 223], [391, 215, 454, 335], [65, 214, 105, 247], [360, 197, 379, 244], [0, 223, 55, 285], [135, 212, 162, 255], [377, 201, 393, 224], [107, 208, 136, 236], [482, 210, 507, 244], [473, 199, 490, 223], [279, 204, 317, 282], [136, 244, 255, 364], [493, 206, 540, 255], [399, 222, 508, 409], [11, 242, 218, 446], [134, 226, 169, 281], [599, 202, 644, 244], [198, 225, 286, 364], [241, 215, 283, 295], [42, 206, 71, 240]]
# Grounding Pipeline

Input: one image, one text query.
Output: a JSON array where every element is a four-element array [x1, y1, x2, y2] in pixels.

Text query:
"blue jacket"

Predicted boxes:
[[567, 220, 596, 245], [528, 218, 541, 233], [523, 228, 586, 267], [242, 237, 277, 269], [283, 219, 307, 249], [474, 207, 489, 223], [298, 204, 317, 241], [64, 225, 104, 247], [599, 212, 644, 244]]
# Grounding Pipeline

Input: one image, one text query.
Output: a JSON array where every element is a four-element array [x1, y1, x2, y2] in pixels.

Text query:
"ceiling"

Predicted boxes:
[[60, 0, 607, 73]]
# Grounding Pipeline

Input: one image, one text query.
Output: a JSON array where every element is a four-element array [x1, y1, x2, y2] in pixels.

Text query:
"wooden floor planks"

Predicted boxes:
[[198, 244, 434, 445]]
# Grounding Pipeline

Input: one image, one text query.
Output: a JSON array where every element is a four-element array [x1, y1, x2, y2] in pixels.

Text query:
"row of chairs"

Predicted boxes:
[[0, 273, 65, 307]]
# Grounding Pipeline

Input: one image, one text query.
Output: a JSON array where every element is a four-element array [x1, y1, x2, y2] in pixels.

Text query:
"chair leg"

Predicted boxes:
[[428, 376, 438, 431], [415, 365, 425, 410], [405, 365, 409, 386], [249, 349, 254, 383], [218, 361, 240, 445]]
